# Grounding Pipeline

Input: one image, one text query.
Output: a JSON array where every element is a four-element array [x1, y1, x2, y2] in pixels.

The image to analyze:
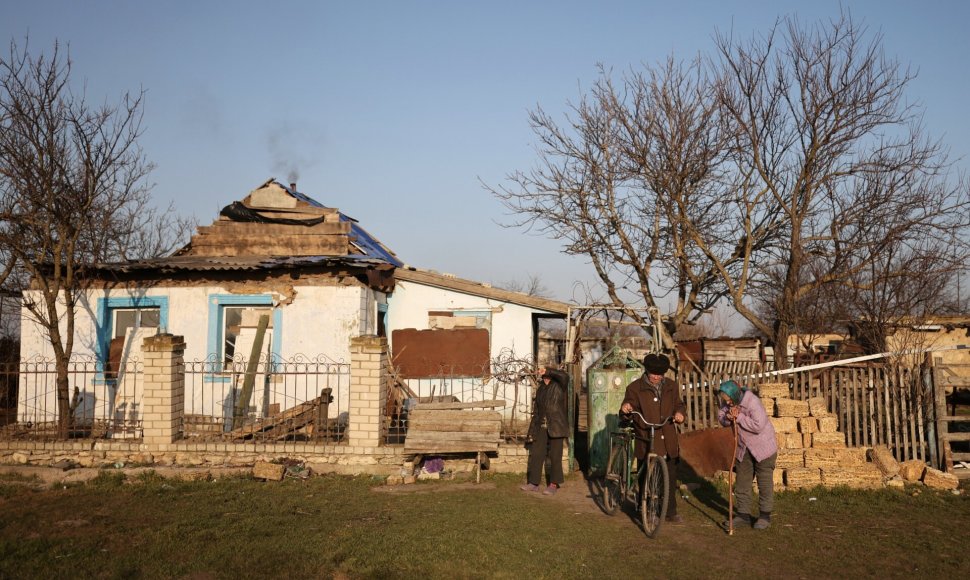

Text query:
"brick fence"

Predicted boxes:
[[0, 334, 529, 476]]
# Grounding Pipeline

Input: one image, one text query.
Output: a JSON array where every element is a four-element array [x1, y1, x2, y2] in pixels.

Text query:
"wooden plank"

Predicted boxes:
[[407, 420, 502, 432], [404, 442, 499, 453], [944, 432, 970, 442], [413, 400, 506, 410], [406, 431, 500, 443], [408, 410, 502, 422]]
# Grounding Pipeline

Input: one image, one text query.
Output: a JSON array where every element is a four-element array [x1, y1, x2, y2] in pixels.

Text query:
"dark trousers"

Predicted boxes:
[[735, 450, 777, 517], [637, 455, 679, 516], [526, 427, 564, 486]]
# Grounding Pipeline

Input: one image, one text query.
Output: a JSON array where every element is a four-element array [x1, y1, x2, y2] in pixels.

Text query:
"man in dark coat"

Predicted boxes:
[[619, 353, 687, 522], [521, 366, 569, 495]]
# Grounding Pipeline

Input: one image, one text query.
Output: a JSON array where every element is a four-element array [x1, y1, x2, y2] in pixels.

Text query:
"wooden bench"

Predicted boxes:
[[403, 400, 505, 483]]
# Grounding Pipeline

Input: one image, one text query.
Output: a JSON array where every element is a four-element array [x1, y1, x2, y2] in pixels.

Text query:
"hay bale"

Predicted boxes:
[[922, 467, 959, 490], [776, 449, 806, 469], [775, 432, 786, 449], [821, 463, 884, 489], [775, 398, 811, 417], [799, 417, 818, 433], [785, 467, 822, 489], [817, 416, 840, 432], [758, 383, 790, 399], [804, 447, 867, 470], [763, 397, 776, 417], [898, 460, 926, 483], [868, 445, 900, 478], [811, 432, 846, 448], [808, 397, 830, 417], [783, 432, 804, 449], [770, 416, 800, 433]]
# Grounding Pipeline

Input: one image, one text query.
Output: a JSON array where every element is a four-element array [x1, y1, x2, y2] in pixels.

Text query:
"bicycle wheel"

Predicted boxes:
[[603, 441, 627, 515], [640, 454, 669, 538]]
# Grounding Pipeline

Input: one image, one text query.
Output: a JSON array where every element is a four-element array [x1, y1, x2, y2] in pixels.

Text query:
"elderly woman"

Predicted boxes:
[[718, 380, 778, 530]]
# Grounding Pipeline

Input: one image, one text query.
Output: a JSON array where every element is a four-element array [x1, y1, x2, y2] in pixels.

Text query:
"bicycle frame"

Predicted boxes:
[[603, 410, 672, 538]]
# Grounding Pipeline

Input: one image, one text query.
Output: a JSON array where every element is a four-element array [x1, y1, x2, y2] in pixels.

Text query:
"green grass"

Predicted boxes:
[[0, 470, 967, 579]]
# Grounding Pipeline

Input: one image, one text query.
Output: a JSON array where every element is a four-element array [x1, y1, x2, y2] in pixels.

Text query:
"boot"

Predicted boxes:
[[723, 514, 751, 529], [753, 512, 771, 530]]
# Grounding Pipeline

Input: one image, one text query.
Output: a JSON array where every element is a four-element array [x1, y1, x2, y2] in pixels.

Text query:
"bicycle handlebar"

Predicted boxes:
[[621, 410, 672, 429]]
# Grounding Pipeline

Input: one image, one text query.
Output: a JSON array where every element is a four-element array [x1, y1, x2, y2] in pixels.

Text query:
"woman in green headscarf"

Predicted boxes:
[[718, 380, 778, 530]]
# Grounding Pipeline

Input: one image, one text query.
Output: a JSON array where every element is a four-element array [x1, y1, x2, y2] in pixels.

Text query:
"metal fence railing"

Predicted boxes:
[[383, 356, 537, 446], [183, 354, 350, 445], [0, 356, 143, 440]]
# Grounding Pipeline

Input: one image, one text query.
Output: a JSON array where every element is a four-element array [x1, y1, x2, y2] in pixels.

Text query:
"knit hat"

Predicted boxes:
[[718, 380, 744, 405], [642, 353, 670, 375]]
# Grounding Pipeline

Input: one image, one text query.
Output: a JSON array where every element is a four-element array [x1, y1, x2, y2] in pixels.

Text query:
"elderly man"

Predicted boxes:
[[619, 353, 686, 523]]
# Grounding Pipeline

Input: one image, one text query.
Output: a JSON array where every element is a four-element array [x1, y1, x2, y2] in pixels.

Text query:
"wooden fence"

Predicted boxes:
[[677, 361, 936, 466]]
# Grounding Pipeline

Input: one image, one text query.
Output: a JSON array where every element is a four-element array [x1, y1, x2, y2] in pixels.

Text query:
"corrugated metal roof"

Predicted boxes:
[[96, 254, 393, 274]]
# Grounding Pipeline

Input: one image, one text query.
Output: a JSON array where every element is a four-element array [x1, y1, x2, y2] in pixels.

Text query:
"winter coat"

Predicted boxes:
[[620, 375, 686, 460], [528, 368, 570, 439]]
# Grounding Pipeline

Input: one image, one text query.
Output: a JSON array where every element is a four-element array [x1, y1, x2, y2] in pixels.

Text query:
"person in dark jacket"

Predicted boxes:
[[619, 353, 687, 523], [521, 366, 570, 495]]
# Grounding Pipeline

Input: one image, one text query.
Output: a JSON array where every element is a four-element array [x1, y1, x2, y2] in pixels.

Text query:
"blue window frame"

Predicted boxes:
[[206, 294, 282, 377], [95, 296, 170, 378]]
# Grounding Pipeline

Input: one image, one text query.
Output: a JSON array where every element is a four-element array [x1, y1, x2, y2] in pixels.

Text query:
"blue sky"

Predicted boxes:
[[3, 1, 969, 311]]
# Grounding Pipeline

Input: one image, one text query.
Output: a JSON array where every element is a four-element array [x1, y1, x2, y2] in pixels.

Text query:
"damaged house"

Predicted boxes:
[[15, 179, 568, 441]]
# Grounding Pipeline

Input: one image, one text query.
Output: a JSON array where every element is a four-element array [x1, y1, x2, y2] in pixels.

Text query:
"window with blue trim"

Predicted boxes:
[[96, 296, 169, 378], [207, 294, 282, 373]]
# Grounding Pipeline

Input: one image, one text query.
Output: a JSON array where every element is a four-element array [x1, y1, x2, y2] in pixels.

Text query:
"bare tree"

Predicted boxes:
[[0, 39, 192, 436], [488, 59, 737, 337], [498, 273, 550, 298], [698, 13, 970, 367]]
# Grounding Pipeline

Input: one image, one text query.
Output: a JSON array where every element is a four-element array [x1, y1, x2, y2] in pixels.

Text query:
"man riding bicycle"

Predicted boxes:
[[619, 353, 687, 523]]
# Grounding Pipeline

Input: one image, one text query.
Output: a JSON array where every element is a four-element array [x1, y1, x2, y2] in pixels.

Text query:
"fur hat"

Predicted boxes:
[[642, 353, 670, 375]]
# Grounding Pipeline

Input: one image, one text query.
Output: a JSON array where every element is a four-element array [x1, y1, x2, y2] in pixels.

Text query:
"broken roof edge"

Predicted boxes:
[[393, 266, 571, 315]]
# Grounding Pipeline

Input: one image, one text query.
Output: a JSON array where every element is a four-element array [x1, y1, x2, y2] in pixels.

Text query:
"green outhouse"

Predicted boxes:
[[586, 345, 644, 477]]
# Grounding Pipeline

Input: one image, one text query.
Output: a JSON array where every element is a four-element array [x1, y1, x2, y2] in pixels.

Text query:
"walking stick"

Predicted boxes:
[[728, 418, 739, 536]]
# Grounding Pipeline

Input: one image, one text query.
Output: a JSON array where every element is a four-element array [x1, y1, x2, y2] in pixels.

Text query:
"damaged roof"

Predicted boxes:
[[174, 178, 401, 266]]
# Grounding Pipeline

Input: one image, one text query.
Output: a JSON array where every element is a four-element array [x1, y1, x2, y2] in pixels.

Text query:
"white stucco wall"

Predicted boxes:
[[19, 284, 374, 364], [16, 283, 376, 424], [385, 280, 549, 363]]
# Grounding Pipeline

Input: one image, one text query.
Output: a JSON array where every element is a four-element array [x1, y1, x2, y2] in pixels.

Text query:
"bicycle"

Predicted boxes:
[[602, 410, 672, 538]]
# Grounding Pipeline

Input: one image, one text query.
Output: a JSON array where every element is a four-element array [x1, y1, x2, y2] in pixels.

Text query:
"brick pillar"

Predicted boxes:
[[348, 335, 388, 448], [141, 334, 185, 446]]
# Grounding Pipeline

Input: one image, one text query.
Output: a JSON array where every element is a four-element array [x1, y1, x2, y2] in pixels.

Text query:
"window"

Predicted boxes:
[[113, 307, 161, 339], [222, 305, 274, 366], [96, 296, 169, 379], [207, 295, 281, 374]]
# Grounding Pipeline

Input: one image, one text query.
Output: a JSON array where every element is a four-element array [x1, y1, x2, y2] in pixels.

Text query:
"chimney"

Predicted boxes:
[[289, 182, 297, 192]]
